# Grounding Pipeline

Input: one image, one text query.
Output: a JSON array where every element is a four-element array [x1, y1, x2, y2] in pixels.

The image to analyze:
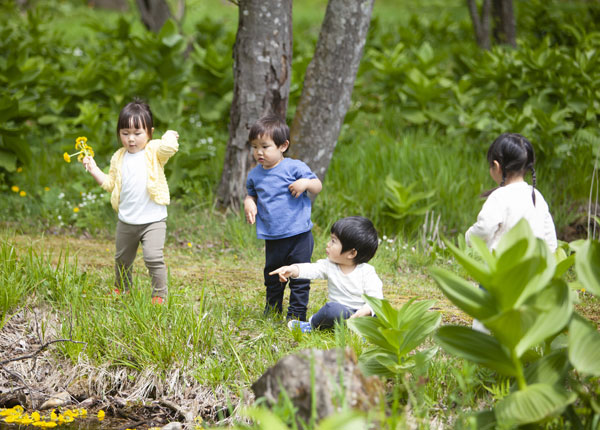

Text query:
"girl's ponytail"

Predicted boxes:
[[531, 166, 537, 206]]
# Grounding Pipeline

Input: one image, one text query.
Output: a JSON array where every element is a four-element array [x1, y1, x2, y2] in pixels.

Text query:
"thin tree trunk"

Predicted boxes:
[[216, 0, 293, 210], [136, 0, 171, 33], [466, 0, 492, 50], [288, 0, 374, 181], [492, 0, 516, 47]]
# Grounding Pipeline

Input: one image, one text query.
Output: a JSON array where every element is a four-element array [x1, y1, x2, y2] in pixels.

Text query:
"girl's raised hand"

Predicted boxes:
[[163, 130, 179, 141], [82, 155, 97, 173]]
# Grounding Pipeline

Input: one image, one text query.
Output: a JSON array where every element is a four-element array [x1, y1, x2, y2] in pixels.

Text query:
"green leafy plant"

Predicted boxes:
[[347, 295, 441, 378], [430, 219, 600, 427]]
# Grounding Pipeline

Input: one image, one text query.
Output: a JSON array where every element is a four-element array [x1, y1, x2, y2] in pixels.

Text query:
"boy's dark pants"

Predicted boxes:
[[264, 231, 314, 321], [310, 302, 356, 330]]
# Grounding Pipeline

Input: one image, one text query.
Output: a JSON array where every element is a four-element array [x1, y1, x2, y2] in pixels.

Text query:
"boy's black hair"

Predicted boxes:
[[248, 114, 290, 151], [484, 132, 537, 205], [117, 99, 154, 139], [330, 216, 379, 265]]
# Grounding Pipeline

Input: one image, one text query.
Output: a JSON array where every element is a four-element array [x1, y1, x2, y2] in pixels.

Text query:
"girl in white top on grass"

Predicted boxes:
[[270, 216, 384, 333], [466, 133, 557, 333], [466, 132, 557, 252], [82, 99, 179, 304]]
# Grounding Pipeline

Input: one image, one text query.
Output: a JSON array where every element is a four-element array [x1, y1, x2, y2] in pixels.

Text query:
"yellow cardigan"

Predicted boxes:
[[101, 133, 179, 212]]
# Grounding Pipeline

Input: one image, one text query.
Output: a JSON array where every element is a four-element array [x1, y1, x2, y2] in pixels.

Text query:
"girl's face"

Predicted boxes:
[[250, 134, 288, 169], [120, 126, 153, 154], [489, 160, 503, 185]]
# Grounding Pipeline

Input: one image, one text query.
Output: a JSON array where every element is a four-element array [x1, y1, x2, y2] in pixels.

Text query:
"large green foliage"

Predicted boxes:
[[430, 220, 600, 427]]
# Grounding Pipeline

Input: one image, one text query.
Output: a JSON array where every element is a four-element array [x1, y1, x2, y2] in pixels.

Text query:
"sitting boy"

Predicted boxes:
[[269, 216, 383, 333]]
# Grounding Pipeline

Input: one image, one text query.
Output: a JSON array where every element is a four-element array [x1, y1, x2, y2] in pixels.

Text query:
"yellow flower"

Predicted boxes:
[[582, 288, 586, 293], [50, 410, 58, 421], [11, 185, 19, 192], [31, 411, 40, 421], [75, 136, 88, 150], [44, 187, 50, 191], [97, 410, 105, 421], [19, 190, 26, 197], [73, 207, 80, 213], [63, 152, 71, 163], [187, 242, 192, 248], [17, 167, 23, 173]]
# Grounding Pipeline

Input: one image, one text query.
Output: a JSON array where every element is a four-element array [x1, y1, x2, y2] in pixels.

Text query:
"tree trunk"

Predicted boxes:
[[466, 0, 492, 50], [216, 0, 293, 210], [136, 0, 171, 33], [288, 0, 374, 181], [492, 0, 516, 47]]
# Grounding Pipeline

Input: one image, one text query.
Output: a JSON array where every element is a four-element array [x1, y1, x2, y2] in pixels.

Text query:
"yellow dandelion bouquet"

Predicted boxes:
[[63, 136, 94, 163]]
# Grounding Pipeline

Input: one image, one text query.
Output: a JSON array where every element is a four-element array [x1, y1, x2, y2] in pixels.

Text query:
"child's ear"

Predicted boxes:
[[347, 249, 358, 260], [280, 140, 290, 152]]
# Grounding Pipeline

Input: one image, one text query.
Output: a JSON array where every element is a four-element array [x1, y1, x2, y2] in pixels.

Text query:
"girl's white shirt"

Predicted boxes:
[[118, 150, 167, 225], [466, 181, 557, 252], [295, 259, 383, 313]]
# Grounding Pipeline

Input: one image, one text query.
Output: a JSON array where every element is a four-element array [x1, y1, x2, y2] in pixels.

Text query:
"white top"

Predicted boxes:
[[465, 182, 557, 252], [118, 150, 168, 225], [295, 259, 384, 313]]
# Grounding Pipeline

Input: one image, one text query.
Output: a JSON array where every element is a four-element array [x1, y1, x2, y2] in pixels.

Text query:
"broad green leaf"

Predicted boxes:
[[430, 267, 496, 320], [347, 317, 394, 351], [316, 410, 367, 430], [495, 384, 576, 425], [469, 235, 497, 272], [362, 295, 397, 328], [568, 313, 600, 376], [442, 237, 492, 286], [574, 240, 600, 297], [515, 280, 572, 357], [484, 308, 533, 351], [435, 326, 517, 376], [468, 410, 496, 430], [554, 254, 575, 278], [243, 407, 289, 430], [524, 350, 569, 386]]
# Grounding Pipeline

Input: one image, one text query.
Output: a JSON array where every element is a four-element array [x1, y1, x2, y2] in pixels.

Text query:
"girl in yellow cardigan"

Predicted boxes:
[[82, 100, 179, 304]]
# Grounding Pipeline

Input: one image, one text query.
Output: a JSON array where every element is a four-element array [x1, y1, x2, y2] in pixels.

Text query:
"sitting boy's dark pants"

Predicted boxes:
[[310, 302, 357, 330], [264, 231, 314, 321]]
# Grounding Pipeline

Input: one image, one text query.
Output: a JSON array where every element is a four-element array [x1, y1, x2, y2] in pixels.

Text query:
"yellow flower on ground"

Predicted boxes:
[[73, 207, 80, 213], [97, 410, 105, 421], [19, 190, 26, 197], [31, 411, 40, 421], [17, 167, 23, 173], [50, 410, 58, 421], [187, 242, 192, 248], [44, 187, 50, 191], [11, 185, 19, 193], [63, 153, 71, 163]]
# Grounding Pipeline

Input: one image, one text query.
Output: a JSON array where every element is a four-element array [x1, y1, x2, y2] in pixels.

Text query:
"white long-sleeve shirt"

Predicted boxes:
[[465, 182, 557, 252], [295, 259, 383, 312]]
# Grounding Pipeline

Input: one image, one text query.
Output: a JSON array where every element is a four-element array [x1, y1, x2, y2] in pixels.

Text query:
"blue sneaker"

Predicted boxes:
[[288, 319, 312, 333]]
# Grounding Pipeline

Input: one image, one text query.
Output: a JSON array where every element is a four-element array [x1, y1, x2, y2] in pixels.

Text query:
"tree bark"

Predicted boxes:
[[466, 0, 492, 50], [216, 0, 293, 209], [492, 0, 516, 47], [136, 0, 171, 33], [288, 0, 374, 181]]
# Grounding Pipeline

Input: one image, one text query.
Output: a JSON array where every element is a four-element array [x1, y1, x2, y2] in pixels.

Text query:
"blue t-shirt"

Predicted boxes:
[[246, 158, 317, 240]]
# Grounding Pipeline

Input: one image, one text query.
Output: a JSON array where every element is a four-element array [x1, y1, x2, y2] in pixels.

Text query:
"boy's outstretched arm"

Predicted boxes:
[[269, 265, 300, 282], [244, 195, 258, 224], [82, 156, 107, 186], [288, 178, 322, 198]]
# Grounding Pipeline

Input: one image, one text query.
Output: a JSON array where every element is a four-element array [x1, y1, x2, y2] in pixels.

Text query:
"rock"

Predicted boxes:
[[251, 348, 383, 425], [39, 391, 71, 410], [160, 422, 183, 430]]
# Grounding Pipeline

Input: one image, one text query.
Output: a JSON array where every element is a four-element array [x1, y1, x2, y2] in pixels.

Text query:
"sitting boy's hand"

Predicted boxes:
[[269, 265, 299, 282], [288, 179, 309, 198]]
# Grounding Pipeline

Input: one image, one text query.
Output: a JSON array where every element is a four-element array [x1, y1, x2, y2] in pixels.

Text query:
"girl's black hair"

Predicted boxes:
[[483, 132, 537, 205], [330, 216, 379, 265], [117, 99, 154, 139], [248, 114, 290, 151]]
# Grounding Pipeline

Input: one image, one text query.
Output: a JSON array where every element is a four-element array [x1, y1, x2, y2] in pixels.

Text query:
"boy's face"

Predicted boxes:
[[120, 125, 153, 154], [250, 134, 288, 169], [326, 233, 357, 267]]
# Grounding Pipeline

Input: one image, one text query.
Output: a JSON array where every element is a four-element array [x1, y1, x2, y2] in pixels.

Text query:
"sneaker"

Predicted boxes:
[[151, 296, 164, 305], [287, 320, 312, 333]]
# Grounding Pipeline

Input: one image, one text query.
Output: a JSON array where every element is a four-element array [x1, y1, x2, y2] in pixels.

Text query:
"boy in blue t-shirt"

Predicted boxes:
[[244, 114, 322, 321]]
